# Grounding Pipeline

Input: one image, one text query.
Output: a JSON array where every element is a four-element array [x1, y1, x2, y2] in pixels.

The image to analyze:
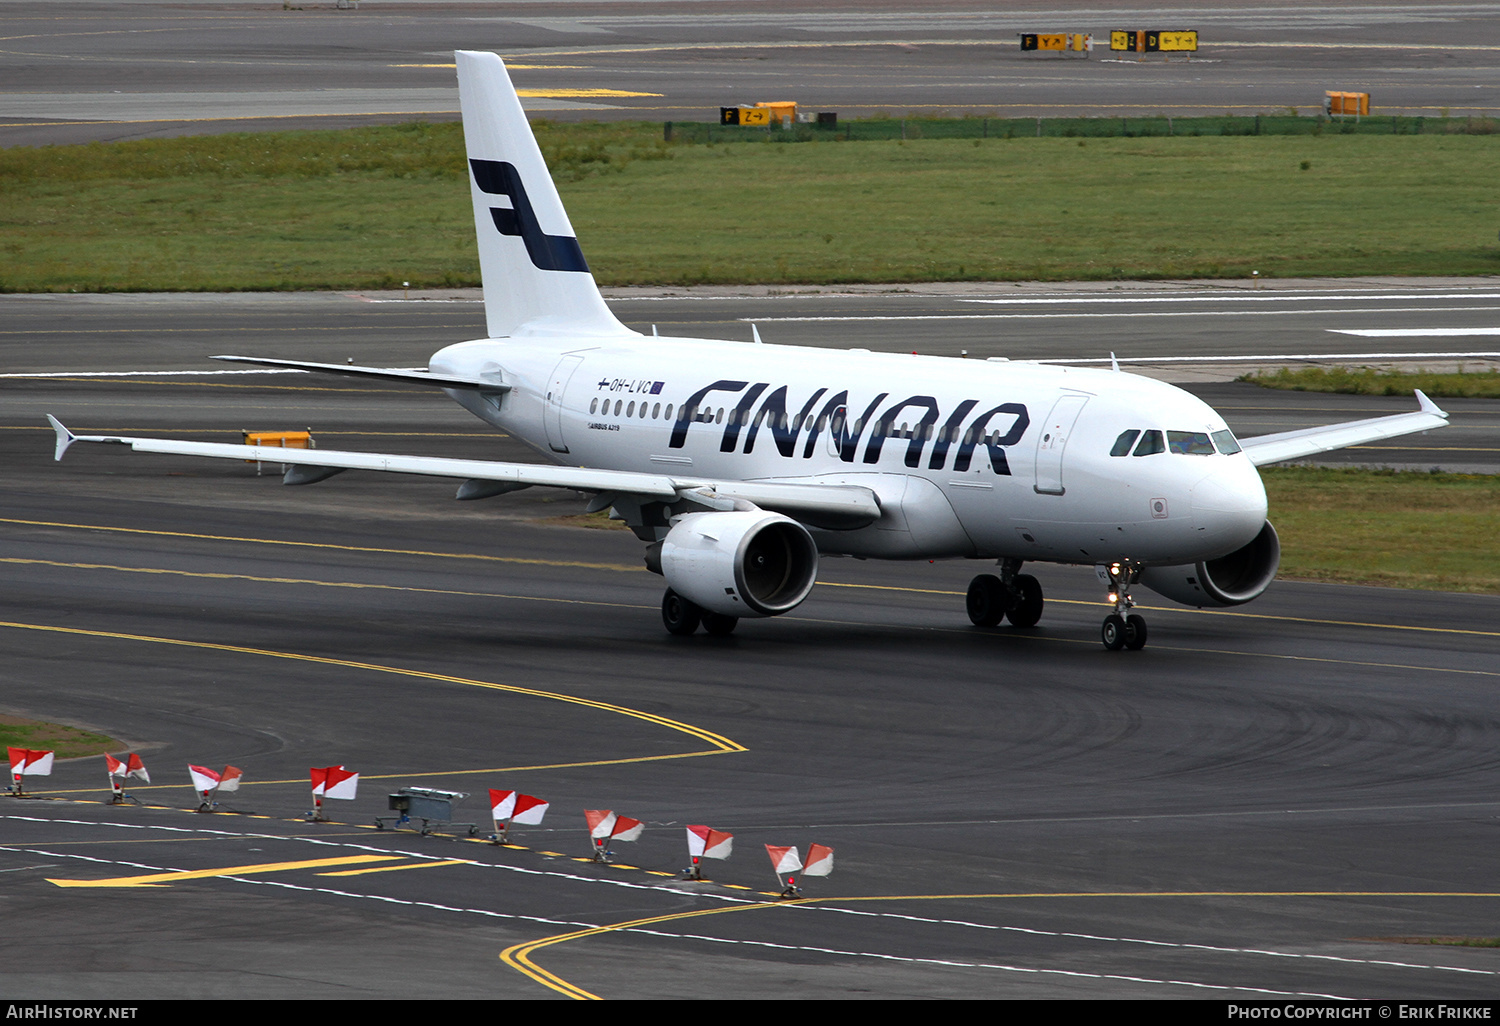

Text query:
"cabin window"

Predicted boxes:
[[1168, 430, 1215, 455], [614, 400, 622, 416], [1133, 430, 1165, 456], [664, 404, 673, 420], [590, 398, 598, 414], [1110, 429, 1139, 456], [652, 403, 661, 419], [627, 401, 636, 417], [1212, 429, 1241, 455]]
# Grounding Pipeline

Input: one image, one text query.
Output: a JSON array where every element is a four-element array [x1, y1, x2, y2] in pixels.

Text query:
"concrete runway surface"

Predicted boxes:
[[1, 288, 1498, 999]]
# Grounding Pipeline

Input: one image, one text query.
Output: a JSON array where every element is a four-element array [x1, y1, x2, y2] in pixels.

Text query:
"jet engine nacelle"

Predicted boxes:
[[1138, 520, 1281, 608], [660, 510, 819, 618]]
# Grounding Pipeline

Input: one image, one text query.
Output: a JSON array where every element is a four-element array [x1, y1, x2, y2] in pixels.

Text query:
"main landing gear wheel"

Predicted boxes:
[[1007, 574, 1044, 628], [966, 574, 1006, 627], [661, 588, 702, 636], [702, 612, 739, 637], [967, 569, 1045, 629]]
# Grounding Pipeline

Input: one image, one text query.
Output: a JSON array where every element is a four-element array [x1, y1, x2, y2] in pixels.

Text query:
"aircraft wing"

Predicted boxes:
[[211, 354, 510, 392], [1237, 390, 1449, 467], [46, 417, 880, 526]]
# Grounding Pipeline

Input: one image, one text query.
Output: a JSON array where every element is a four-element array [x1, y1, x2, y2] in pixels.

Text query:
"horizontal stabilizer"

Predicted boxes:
[[1239, 390, 1449, 466]]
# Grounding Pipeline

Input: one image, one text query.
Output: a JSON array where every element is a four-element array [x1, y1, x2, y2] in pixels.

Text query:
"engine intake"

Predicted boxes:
[[1138, 520, 1281, 608], [659, 511, 819, 617]]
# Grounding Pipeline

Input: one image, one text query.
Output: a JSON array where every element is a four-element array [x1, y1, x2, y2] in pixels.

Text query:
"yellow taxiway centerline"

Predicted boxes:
[[48, 854, 401, 888], [317, 859, 473, 877], [502, 902, 792, 1000]]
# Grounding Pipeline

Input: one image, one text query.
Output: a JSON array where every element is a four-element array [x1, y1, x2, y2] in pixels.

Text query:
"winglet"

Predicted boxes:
[[46, 415, 76, 461], [1414, 389, 1448, 419]]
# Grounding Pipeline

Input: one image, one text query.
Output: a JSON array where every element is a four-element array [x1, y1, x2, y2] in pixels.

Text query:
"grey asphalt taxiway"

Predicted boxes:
[[2, 1, 1498, 147], [2, 286, 1499, 999]]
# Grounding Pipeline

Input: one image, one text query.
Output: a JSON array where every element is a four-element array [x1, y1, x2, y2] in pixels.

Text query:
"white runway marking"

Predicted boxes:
[[960, 293, 1500, 306], [0, 368, 306, 378], [743, 305, 1500, 323], [1330, 328, 1500, 337], [1039, 350, 1500, 365]]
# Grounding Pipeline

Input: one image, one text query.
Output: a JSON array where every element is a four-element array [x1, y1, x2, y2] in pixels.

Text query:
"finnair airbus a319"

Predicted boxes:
[[49, 51, 1450, 650]]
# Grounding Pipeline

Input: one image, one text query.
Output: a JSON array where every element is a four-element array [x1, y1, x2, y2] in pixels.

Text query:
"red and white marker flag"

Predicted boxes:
[[188, 764, 220, 793], [802, 843, 835, 877], [105, 753, 150, 782], [585, 808, 617, 839], [189, 764, 243, 794], [310, 765, 359, 800], [765, 844, 802, 875], [686, 825, 734, 861], [490, 790, 549, 825], [9, 748, 54, 777], [585, 809, 644, 842], [610, 815, 644, 842]]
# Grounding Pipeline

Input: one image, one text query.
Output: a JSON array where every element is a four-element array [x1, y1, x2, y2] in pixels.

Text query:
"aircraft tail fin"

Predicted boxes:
[[456, 50, 634, 339]]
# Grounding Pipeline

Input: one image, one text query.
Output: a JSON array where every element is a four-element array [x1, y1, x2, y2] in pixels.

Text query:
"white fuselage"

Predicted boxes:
[[432, 334, 1269, 567]]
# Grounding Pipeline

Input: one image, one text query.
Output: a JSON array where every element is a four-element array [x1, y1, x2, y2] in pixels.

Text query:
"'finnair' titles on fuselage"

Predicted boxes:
[[432, 335, 1270, 566]]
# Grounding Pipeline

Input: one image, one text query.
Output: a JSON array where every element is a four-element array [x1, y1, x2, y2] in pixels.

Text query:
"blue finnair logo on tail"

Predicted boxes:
[[469, 159, 589, 273]]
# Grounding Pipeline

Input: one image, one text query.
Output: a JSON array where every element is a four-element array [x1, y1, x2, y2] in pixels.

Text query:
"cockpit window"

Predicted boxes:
[[1167, 430, 1215, 455], [1132, 430, 1164, 456], [1110, 429, 1140, 457], [1211, 429, 1242, 455]]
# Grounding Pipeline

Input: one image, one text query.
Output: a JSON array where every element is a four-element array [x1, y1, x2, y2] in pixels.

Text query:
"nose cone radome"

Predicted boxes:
[[1191, 461, 1269, 553]]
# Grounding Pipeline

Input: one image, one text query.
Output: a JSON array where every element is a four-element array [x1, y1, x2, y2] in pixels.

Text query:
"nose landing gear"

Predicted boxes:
[[1100, 561, 1147, 651]]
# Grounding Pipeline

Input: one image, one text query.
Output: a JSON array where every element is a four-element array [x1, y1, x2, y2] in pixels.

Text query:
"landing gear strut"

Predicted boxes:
[[1100, 561, 1147, 651], [966, 560, 1044, 629]]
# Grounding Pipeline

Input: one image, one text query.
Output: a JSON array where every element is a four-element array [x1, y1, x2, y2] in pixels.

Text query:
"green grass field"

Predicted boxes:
[[3, 119, 1498, 291], [1246, 367, 1500, 398], [1260, 467, 1499, 593], [0, 715, 122, 760]]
